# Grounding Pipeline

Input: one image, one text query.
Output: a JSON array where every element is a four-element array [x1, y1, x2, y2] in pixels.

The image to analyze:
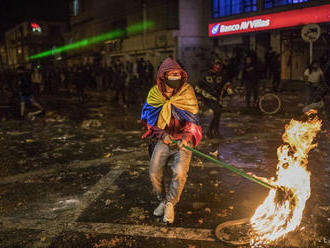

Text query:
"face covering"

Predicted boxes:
[[165, 75, 182, 89]]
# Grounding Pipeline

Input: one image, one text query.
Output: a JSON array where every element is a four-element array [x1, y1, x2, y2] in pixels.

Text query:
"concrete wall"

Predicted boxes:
[[177, 0, 211, 84]]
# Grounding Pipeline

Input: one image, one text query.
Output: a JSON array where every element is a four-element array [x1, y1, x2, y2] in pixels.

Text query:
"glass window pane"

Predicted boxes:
[[264, 0, 310, 8], [212, 0, 257, 18]]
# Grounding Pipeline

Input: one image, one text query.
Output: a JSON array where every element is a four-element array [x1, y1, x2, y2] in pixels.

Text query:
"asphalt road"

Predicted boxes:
[[0, 88, 329, 248]]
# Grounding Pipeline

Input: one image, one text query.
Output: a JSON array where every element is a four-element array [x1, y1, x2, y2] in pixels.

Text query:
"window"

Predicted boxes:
[[264, 0, 310, 9], [73, 0, 79, 16], [212, 0, 257, 18]]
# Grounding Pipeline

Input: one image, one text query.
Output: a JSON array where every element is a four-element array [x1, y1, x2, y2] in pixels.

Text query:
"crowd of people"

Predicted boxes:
[[264, 48, 281, 92], [0, 57, 156, 117], [0, 50, 329, 120]]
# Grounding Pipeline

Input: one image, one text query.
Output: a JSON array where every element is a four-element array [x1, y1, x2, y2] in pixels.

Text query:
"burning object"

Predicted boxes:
[[250, 110, 322, 246], [170, 110, 322, 246]]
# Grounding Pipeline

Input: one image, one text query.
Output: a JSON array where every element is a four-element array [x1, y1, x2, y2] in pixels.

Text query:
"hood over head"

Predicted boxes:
[[156, 58, 188, 97]]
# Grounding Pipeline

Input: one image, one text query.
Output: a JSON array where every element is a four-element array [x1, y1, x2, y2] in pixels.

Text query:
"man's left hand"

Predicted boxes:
[[178, 139, 188, 151]]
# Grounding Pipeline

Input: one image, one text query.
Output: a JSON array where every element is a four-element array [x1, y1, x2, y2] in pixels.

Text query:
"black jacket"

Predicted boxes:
[[18, 72, 33, 96]]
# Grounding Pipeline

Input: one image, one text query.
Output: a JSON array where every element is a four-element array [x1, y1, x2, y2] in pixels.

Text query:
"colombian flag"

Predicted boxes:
[[141, 82, 202, 146]]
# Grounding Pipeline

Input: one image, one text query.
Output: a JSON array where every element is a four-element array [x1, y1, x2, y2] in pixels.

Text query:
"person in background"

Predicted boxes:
[[137, 57, 146, 87], [104, 65, 114, 90], [17, 66, 44, 119], [31, 67, 42, 97], [265, 47, 276, 80], [195, 60, 232, 137], [146, 60, 154, 88], [44, 68, 55, 95], [141, 57, 202, 224], [304, 60, 325, 104], [74, 65, 87, 104], [113, 62, 126, 105], [59, 68, 66, 90], [242, 56, 259, 108], [95, 64, 104, 91], [271, 53, 281, 92]]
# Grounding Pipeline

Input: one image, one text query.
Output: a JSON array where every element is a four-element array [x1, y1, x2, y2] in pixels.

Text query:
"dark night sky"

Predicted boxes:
[[0, 0, 69, 40]]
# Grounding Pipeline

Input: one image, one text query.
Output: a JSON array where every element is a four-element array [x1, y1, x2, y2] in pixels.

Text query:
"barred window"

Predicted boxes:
[[264, 0, 310, 9], [212, 0, 257, 18]]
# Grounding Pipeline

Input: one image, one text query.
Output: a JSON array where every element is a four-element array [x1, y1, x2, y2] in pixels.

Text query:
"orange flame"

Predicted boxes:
[[250, 110, 322, 246]]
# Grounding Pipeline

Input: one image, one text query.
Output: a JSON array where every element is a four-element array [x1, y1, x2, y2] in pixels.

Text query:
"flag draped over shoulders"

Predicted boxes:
[[141, 82, 202, 146], [143, 83, 199, 127]]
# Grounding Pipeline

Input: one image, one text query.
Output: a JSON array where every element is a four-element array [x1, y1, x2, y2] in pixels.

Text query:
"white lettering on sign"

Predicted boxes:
[[240, 21, 249, 30], [220, 19, 270, 33]]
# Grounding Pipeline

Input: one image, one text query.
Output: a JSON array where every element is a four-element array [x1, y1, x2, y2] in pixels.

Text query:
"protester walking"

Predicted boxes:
[[141, 57, 202, 224], [304, 60, 325, 104]]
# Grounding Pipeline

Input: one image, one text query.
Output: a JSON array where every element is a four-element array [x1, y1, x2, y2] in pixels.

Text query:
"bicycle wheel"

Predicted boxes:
[[258, 93, 281, 114]]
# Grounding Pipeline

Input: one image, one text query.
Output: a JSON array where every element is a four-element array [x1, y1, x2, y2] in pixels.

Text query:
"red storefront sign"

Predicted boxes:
[[209, 4, 330, 37]]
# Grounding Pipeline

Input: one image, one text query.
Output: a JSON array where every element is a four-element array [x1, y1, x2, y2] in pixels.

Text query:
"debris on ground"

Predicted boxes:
[[105, 199, 113, 207], [112, 147, 134, 153], [93, 238, 120, 248], [45, 112, 66, 122], [104, 153, 112, 158], [128, 207, 146, 220], [90, 137, 105, 143], [81, 119, 102, 129]]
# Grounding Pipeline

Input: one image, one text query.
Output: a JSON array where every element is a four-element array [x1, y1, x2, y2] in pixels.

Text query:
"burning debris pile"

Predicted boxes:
[[250, 110, 322, 247]]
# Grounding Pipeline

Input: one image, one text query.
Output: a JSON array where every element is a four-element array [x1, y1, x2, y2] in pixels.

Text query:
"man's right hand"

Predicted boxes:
[[163, 135, 172, 144]]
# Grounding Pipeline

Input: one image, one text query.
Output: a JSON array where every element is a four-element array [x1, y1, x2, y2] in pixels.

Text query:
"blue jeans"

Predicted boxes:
[[149, 140, 192, 206]]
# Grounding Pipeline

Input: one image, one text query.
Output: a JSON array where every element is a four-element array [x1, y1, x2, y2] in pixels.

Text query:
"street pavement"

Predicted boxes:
[[0, 88, 329, 248]]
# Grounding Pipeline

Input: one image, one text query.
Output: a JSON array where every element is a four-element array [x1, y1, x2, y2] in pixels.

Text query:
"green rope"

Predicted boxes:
[[170, 138, 274, 190]]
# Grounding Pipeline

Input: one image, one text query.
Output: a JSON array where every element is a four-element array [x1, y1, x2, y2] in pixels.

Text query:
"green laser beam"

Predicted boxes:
[[29, 21, 154, 60]]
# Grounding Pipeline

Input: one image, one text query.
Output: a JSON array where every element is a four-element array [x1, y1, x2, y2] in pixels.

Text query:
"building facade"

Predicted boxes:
[[5, 21, 67, 68], [0, 43, 7, 70], [209, 0, 330, 81], [67, 0, 211, 84]]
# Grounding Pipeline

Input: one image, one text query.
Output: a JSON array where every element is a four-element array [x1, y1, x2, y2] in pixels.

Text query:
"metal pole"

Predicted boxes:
[[170, 138, 274, 190]]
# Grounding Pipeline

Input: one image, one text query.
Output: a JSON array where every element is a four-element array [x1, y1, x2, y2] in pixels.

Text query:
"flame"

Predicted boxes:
[[250, 110, 322, 246]]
